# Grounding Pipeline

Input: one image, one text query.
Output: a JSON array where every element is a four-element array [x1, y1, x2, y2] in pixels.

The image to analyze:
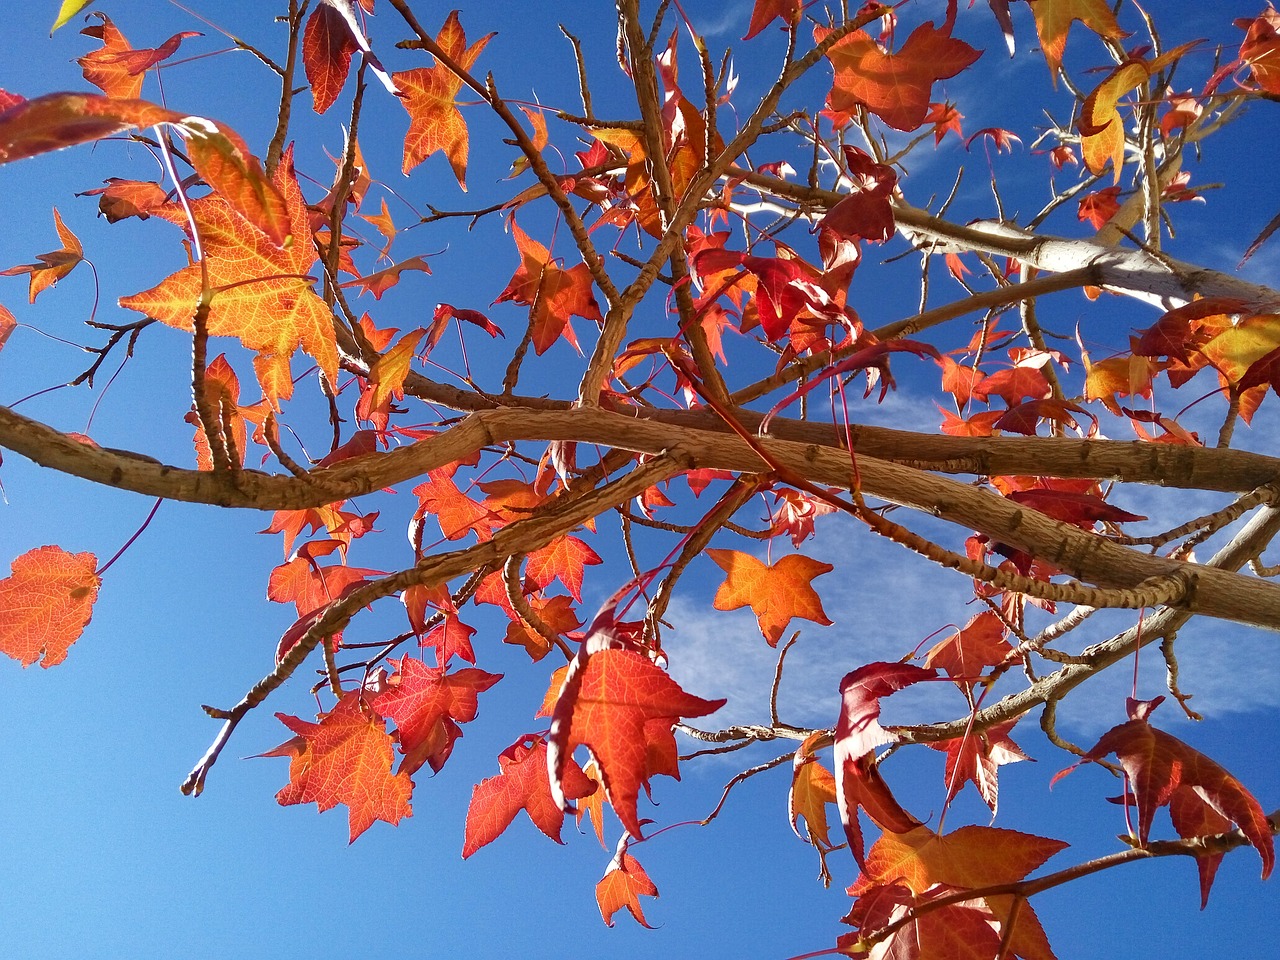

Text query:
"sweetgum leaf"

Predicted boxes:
[[547, 647, 724, 838]]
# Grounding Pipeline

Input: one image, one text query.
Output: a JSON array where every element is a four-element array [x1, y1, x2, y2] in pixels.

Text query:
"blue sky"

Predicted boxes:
[[1, 2, 1278, 958]]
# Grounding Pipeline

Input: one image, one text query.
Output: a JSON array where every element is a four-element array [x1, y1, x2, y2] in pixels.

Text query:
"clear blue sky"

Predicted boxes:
[[1, 2, 1277, 958]]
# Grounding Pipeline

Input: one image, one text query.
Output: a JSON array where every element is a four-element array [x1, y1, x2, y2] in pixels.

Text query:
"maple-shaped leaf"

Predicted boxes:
[[267, 540, 381, 617], [1057, 697, 1275, 879], [494, 218, 603, 355], [370, 656, 501, 775], [1030, 0, 1129, 78], [303, 2, 359, 114], [834, 662, 935, 866], [842, 881, 1006, 960], [0, 545, 100, 668], [770, 489, 837, 548], [119, 147, 333, 404], [78, 14, 200, 100], [364, 328, 425, 413], [462, 733, 597, 858], [262, 501, 375, 557], [925, 611, 1017, 699], [707, 548, 833, 647], [851, 824, 1068, 960], [1078, 185, 1122, 228], [547, 647, 724, 838], [395, 11, 494, 188], [819, 20, 981, 132], [1, 208, 83, 303], [411, 467, 495, 543], [504, 593, 580, 662], [790, 732, 839, 849], [77, 14, 145, 100], [1169, 782, 1234, 909], [268, 692, 413, 842], [597, 848, 659, 928], [927, 720, 1030, 813], [524, 535, 603, 603], [744, 0, 800, 40], [419, 615, 477, 666]]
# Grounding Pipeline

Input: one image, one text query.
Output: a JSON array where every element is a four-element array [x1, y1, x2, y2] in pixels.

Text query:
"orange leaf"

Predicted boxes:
[[341, 256, 433, 300], [494, 218, 603, 355], [547, 647, 724, 838], [395, 11, 494, 188], [851, 823, 1068, 960], [366, 329, 425, 411], [924, 611, 1016, 696], [189, 353, 248, 470], [411, 467, 495, 543], [707, 548, 833, 646], [1, 207, 83, 303], [596, 850, 659, 928], [269, 692, 413, 842], [119, 146, 334, 404], [1029, 0, 1128, 78], [77, 178, 169, 222], [504, 593, 580, 662], [0, 304, 15, 353], [0, 545, 100, 668], [462, 734, 596, 858], [790, 732, 839, 849], [819, 20, 981, 132], [524, 535, 603, 602], [926, 720, 1029, 813], [77, 14, 145, 99]]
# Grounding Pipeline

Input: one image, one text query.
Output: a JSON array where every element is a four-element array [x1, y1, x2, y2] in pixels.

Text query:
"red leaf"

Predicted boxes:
[[1007, 488, 1146, 527], [370, 656, 502, 776], [524, 535, 603, 602], [743, 0, 801, 41], [1058, 697, 1275, 880], [462, 734, 596, 857], [303, 3, 359, 114], [818, 146, 898, 243], [834, 662, 936, 865], [927, 720, 1029, 812], [547, 646, 724, 838]]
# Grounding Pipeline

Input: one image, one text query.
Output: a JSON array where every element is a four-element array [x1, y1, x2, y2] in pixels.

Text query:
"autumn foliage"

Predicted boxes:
[[4, 0, 1280, 956]]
